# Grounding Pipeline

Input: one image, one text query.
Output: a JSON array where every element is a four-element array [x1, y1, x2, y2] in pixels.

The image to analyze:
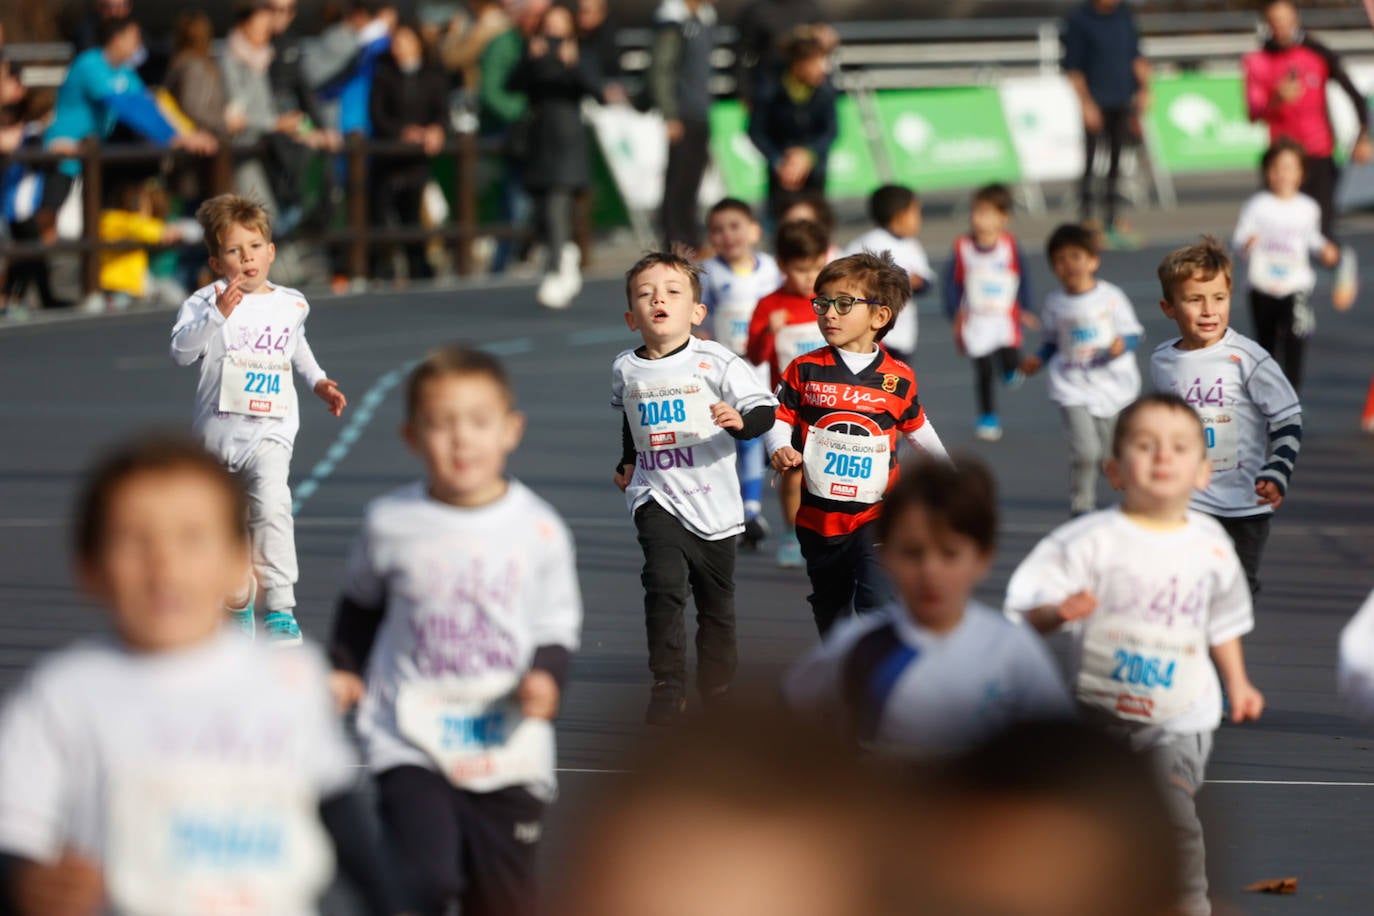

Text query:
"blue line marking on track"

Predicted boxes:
[[569, 327, 628, 346], [291, 337, 531, 514]]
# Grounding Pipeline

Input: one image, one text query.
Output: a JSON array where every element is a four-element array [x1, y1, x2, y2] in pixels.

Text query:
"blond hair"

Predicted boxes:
[[195, 193, 272, 259], [1157, 235, 1231, 304]]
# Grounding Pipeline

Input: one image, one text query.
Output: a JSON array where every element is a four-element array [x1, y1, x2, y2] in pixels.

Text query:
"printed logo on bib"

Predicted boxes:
[[965, 267, 1018, 316], [623, 377, 717, 452], [1062, 312, 1114, 367], [774, 323, 827, 370], [1077, 617, 1208, 723], [218, 323, 298, 418], [714, 297, 756, 357], [1250, 238, 1307, 293], [802, 413, 890, 504], [1181, 376, 1237, 472]]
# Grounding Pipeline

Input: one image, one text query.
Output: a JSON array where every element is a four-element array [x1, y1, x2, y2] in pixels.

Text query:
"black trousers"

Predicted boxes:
[[377, 765, 545, 916], [1, 219, 63, 308], [1250, 289, 1309, 392], [635, 500, 738, 693], [1216, 513, 1271, 599], [974, 347, 1021, 416], [796, 522, 895, 636], [1081, 106, 1132, 228], [1301, 154, 1339, 242], [660, 118, 710, 250], [369, 177, 431, 281]]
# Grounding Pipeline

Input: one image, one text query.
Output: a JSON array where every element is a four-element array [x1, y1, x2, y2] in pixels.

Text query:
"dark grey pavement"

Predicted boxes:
[[1, 231, 1373, 912]]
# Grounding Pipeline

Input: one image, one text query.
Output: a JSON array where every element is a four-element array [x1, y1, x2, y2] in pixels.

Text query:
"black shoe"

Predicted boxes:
[[645, 681, 687, 726], [740, 516, 770, 551]]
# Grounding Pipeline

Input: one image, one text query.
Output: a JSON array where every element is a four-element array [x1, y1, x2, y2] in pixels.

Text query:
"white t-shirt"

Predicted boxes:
[[1004, 508, 1253, 741], [170, 283, 329, 472], [843, 227, 935, 355], [342, 480, 582, 799], [1338, 591, 1374, 724], [1040, 280, 1143, 417], [1232, 191, 1329, 298], [611, 338, 777, 539], [700, 253, 783, 358], [784, 601, 1073, 758], [0, 633, 353, 916], [1150, 328, 1301, 517]]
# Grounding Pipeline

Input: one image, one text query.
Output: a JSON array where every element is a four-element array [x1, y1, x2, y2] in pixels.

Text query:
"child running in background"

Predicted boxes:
[[614, 251, 777, 725], [767, 251, 948, 635], [1149, 237, 1302, 600], [1232, 139, 1341, 393], [1021, 223, 1144, 516], [170, 193, 348, 645], [0, 435, 400, 916], [778, 192, 841, 261], [330, 347, 583, 916], [1006, 393, 1265, 916], [785, 456, 1071, 756], [747, 218, 832, 568], [943, 183, 1038, 442], [843, 183, 935, 363], [699, 198, 783, 549]]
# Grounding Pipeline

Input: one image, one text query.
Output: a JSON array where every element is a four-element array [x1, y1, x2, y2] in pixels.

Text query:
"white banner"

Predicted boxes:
[[998, 74, 1085, 183]]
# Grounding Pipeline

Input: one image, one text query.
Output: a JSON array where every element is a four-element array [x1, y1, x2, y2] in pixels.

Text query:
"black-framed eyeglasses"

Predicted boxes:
[[811, 295, 879, 316]]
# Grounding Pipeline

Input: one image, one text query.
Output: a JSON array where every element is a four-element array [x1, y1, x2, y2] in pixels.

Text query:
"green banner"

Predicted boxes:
[[1146, 73, 1268, 173], [708, 96, 880, 203], [875, 88, 1022, 189]]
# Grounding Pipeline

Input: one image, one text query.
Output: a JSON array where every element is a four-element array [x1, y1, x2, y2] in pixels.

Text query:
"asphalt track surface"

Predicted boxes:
[[2, 236, 1373, 912]]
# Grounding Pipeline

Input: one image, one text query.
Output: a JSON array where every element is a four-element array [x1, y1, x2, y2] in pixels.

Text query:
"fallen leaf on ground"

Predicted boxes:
[[1244, 877, 1298, 895]]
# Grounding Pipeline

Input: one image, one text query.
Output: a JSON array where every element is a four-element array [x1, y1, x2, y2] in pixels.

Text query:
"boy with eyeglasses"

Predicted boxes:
[[767, 251, 948, 635]]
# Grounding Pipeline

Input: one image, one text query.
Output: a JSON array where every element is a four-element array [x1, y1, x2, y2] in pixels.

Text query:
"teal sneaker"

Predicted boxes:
[[776, 531, 804, 569], [263, 611, 304, 648], [226, 606, 255, 640]]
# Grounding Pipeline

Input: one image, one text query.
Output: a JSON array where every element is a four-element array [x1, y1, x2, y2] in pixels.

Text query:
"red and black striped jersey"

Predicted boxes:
[[775, 345, 927, 537]]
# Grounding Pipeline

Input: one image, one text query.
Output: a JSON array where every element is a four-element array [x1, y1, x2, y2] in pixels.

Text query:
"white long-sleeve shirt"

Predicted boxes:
[[170, 283, 328, 471]]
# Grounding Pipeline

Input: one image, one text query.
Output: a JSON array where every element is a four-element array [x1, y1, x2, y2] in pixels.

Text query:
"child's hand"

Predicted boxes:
[[517, 669, 561, 720], [769, 309, 791, 333], [770, 446, 803, 472], [160, 226, 184, 245], [1058, 590, 1098, 624], [215, 276, 244, 319], [711, 401, 743, 431], [613, 464, 633, 491], [13, 849, 105, 916], [329, 671, 365, 713], [1107, 336, 1126, 358], [1321, 241, 1342, 271], [1020, 355, 1042, 376], [1020, 311, 1041, 331], [1243, 235, 1258, 254], [314, 379, 347, 417], [1254, 479, 1284, 510], [1225, 678, 1265, 723], [952, 311, 967, 355]]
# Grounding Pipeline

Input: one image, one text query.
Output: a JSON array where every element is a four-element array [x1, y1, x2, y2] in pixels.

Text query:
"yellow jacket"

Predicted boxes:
[[99, 210, 166, 297]]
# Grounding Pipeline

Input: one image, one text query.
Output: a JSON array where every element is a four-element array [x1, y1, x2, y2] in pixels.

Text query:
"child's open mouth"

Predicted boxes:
[[652, 309, 669, 321]]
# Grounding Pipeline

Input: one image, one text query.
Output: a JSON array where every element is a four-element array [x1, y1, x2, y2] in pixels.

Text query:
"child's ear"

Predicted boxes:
[[691, 301, 708, 327], [747, 221, 762, 246], [74, 558, 106, 606], [623, 310, 638, 331], [1104, 457, 1124, 491], [401, 420, 420, 454], [1194, 456, 1213, 492], [872, 305, 893, 332], [1158, 298, 1176, 319], [208, 256, 222, 278]]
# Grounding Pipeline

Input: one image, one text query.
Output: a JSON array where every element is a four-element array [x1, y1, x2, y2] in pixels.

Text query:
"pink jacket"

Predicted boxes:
[[1244, 35, 1367, 159]]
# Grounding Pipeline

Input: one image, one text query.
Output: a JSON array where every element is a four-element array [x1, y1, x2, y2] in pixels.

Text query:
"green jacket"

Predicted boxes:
[[478, 28, 527, 132]]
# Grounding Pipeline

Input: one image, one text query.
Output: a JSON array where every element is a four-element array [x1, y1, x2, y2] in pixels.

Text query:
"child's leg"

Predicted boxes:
[[240, 440, 298, 614], [849, 522, 895, 616], [456, 786, 546, 916], [1249, 290, 1282, 364], [973, 355, 996, 415], [1153, 732, 1213, 916], [376, 765, 464, 915], [995, 346, 1021, 383], [737, 437, 765, 521], [1283, 290, 1310, 392], [1214, 514, 1270, 598], [686, 534, 738, 697], [1061, 405, 1104, 515], [780, 466, 802, 527], [795, 527, 857, 635], [634, 502, 692, 693]]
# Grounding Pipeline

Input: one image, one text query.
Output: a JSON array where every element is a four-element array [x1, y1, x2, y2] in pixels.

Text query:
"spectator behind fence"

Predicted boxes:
[[748, 29, 837, 222], [508, 3, 603, 309], [0, 24, 25, 157], [268, 0, 332, 147], [368, 20, 448, 282], [1061, 0, 1150, 248], [577, 0, 626, 103], [303, 1, 396, 135], [440, 0, 511, 98], [649, 0, 717, 253], [2, 91, 68, 311], [166, 13, 239, 139], [98, 177, 188, 309], [734, 0, 835, 106]]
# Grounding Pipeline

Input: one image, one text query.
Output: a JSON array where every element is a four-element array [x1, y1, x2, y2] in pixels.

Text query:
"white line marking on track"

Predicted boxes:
[[1209, 780, 1374, 787]]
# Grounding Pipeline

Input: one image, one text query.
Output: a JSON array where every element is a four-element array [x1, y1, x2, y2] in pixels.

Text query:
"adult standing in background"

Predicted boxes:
[[440, 0, 511, 99], [733, 0, 833, 105], [747, 29, 837, 221], [1244, 0, 1371, 243], [648, 0, 717, 253], [1062, 0, 1150, 249]]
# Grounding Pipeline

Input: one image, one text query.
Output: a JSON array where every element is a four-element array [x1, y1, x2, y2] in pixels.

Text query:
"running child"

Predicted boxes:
[[614, 251, 777, 725], [1232, 139, 1341, 393], [1021, 223, 1144, 516], [0, 435, 399, 916], [784, 456, 1071, 756], [746, 218, 831, 568], [170, 193, 348, 645], [329, 347, 583, 916], [699, 198, 783, 549], [1149, 237, 1302, 598], [843, 183, 935, 363], [1005, 393, 1265, 916], [943, 183, 1038, 442], [766, 251, 948, 635]]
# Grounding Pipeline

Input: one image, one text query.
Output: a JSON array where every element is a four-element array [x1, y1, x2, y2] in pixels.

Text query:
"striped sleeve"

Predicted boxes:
[[1242, 348, 1303, 493], [1258, 413, 1303, 495]]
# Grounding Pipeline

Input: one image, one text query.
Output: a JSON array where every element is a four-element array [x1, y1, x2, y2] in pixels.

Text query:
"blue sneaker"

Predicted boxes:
[[226, 607, 255, 640], [1003, 368, 1025, 389], [776, 531, 804, 569], [975, 414, 1003, 442], [263, 611, 304, 648]]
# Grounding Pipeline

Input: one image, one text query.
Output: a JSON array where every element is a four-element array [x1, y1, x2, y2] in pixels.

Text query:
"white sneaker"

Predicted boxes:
[[536, 272, 572, 309], [559, 243, 583, 300]]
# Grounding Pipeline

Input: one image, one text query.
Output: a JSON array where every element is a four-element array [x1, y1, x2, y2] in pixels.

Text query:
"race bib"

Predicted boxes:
[[774, 323, 827, 371], [106, 765, 331, 916], [1197, 406, 1238, 472], [1249, 239, 1307, 293], [802, 425, 890, 504], [218, 353, 295, 418], [1077, 617, 1209, 724], [623, 377, 717, 451], [713, 297, 756, 357], [965, 268, 1018, 316], [397, 678, 556, 791], [1062, 312, 1114, 367]]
